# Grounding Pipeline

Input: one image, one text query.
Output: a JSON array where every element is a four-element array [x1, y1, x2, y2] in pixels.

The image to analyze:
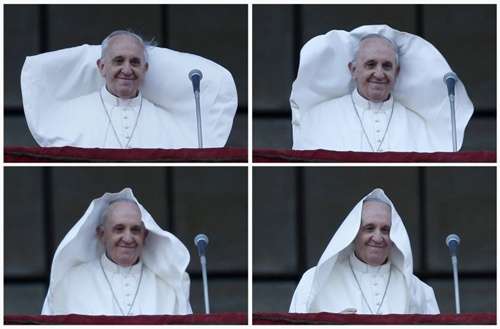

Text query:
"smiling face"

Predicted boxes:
[[97, 201, 147, 266], [348, 37, 400, 102], [354, 200, 392, 266], [97, 34, 148, 99]]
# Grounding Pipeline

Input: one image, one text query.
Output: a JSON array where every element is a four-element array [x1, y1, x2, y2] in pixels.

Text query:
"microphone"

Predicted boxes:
[[443, 72, 458, 96], [445, 233, 461, 314], [446, 233, 460, 256], [194, 233, 209, 257], [188, 69, 204, 148], [194, 233, 210, 314], [443, 72, 459, 152], [189, 69, 203, 93]]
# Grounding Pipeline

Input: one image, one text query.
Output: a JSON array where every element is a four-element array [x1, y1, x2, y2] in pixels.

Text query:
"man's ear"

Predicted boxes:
[[144, 62, 149, 72], [96, 59, 105, 77], [96, 225, 104, 241], [348, 62, 355, 76], [395, 65, 401, 78]]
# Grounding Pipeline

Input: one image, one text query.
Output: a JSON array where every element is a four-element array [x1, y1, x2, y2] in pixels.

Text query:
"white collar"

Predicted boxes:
[[352, 88, 394, 112], [101, 85, 142, 108], [101, 253, 143, 275], [350, 252, 391, 274]]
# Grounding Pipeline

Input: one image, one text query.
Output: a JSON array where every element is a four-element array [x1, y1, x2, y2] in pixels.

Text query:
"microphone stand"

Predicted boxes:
[[450, 253, 461, 314], [194, 88, 203, 148], [448, 93, 457, 152], [200, 253, 210, 314]]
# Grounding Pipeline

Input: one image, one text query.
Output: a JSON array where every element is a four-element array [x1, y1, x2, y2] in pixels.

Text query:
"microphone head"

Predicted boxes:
[[194, 233, 209, 257], [443, 72, 458, 83], [443, 72, 458, 96], [446, 233, 461, 247], [189, 69, 203, 81], [194, 233, 209, 246], [446, 234, 460, 256]]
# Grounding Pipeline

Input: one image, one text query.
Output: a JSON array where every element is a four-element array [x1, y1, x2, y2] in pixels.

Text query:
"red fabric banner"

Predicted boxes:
[[252, 312, 496, 325], [4, 146, 247, 162], [253, 149, 496, 162], [4, 313, 248, 325]]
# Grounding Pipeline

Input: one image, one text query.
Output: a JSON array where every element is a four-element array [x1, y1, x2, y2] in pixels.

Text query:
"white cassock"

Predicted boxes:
[[49, 86, 190, 148], [290, 188, 439, 314], [42, 188, 192, 315], [300, 89, 432, 152], [21, 45, 238, 149], [291, 25, 474, 152]]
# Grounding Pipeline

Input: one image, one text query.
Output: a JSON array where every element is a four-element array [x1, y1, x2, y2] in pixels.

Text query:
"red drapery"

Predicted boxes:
[[5, 147, 495, 163], [4, 313, 247, 325], [253, 149, 496, 162], [4, 312, 496, 325], [4, 146, 247, 162], [252, 312, 496, 325]]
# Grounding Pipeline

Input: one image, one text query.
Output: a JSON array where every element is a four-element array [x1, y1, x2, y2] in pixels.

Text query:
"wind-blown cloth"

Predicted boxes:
[[21, 45, 238, 148], [290, 188, 439, 314], [42, 188, 192, 315], [290, 24, 474, 152]]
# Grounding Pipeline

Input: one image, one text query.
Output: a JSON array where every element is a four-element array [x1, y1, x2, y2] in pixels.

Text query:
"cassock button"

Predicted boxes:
[[377, 139, 382, 143], [124, 126, 129, 130], [376, 129, 380, 133], [126, 136, 131, 139], [124, 116, 128, 119]]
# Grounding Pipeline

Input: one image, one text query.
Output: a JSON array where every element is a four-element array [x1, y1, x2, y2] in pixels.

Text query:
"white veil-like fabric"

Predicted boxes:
[[21, 45, 238, 148], [290, 188, 439, 314], [42, 188, 191, 314], [290, 24, 474, 151]]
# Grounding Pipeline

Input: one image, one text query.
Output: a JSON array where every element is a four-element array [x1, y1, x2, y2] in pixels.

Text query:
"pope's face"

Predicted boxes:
[[349, 37, 400, 102], [98, 201, 147, 266], [97, 34, 149, 99], [354, 200, 392, 266]]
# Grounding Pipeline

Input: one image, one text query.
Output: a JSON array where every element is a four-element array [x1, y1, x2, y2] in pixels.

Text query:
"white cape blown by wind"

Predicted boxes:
[[21, 45, 237, 148], [289, 188, 439, 314], [41, 188, 192, 315], [290, 25, 474, 151]]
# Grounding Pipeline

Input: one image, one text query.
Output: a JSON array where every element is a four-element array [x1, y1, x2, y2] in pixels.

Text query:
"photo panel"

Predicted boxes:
[[5, 4, 247, 156], [4, 166, 248, 317], [253, 167, 495, 316], [253, 4, 495, 153]]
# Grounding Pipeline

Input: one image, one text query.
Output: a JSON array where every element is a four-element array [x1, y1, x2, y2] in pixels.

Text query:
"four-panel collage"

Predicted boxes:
[[3, 3, 497, 326]]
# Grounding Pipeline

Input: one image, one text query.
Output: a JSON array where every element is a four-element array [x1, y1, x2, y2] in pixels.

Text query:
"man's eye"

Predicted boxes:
[[365, 63, 375, 68], [383, 63, 393, 70]]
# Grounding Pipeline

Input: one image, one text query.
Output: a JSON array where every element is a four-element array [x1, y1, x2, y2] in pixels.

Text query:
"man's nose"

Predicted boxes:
[[372, 231, 384, 242], [122, 230, 133, 242], [373, 65, 384, 78], [121, 62, 133, 75]]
